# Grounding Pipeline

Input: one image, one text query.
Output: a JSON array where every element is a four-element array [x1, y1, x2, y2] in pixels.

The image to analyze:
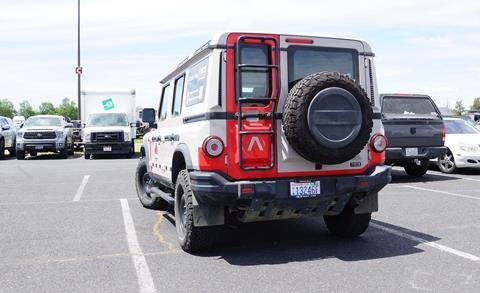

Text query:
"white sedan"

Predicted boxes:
[[438, 117, 480, 173]]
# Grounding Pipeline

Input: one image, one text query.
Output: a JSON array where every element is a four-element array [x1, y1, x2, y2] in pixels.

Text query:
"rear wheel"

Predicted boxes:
[[324, 205, 371, 237], [438, 150, 457, 174], [135, 158, 169, 210], [174, 170, 214, 252], [404, 160, 429, 177], [84, 153, 91, 160]]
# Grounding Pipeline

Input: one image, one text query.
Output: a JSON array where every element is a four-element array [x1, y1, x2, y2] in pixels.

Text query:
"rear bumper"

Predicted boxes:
[[386, 146, 446, 163], [189, 165, 391, 218], [85, 141, 131, 154]]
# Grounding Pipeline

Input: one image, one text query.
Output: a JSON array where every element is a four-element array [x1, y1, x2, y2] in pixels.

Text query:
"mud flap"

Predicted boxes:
[[354, 192, 378, 214], [192, 194, 224, 227]]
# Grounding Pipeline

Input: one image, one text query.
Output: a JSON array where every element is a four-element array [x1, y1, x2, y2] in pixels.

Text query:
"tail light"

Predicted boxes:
[[202, 136, 224, 157], [442, 127, 446, 142], [370, 134, 387, 152]]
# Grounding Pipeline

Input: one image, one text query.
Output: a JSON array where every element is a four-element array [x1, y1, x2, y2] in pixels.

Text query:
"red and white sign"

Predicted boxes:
[[75, 66, 83, 75]]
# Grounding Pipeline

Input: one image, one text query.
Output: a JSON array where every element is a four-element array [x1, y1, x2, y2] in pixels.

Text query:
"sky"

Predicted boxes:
[[1, 0, 480, 109]]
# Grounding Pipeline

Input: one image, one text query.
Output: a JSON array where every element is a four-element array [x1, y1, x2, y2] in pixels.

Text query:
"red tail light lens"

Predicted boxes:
[[442, 127, 446, 142], [370, 134, 387, 152], [202, 136, 224, 157]]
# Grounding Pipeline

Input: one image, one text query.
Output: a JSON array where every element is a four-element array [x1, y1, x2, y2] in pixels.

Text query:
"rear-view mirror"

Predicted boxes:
[[141, 108, 156, 124]]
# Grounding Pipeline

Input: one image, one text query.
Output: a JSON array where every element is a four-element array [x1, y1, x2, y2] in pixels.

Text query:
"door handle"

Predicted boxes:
[[164, 134, 178, 141]]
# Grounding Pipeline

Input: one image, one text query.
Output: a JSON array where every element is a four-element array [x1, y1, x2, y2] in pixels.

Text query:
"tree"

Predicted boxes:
[[471, 97, 480, 111], [38, 102, 57, 115], [0, 99, 16, 118], [452, 101, 466, 116], [56, 98, 78, 119], [18, 100, 36, 118]]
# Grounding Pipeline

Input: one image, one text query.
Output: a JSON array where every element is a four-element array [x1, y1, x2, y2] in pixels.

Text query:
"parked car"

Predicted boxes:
[[0, 116, 16, 159], [70, 120, 83, 149], [15, 115, 74, 159], [437, 117, 480, 173], [381, 94, 446, 177], [136, 32, 391, 252]]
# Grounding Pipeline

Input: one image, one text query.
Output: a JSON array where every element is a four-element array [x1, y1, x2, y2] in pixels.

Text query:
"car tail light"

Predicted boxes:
[[285, 38, 314, 44], [202, 136, 224, 157], [442, 127, 446, 142], [370, 134, 387, 152]]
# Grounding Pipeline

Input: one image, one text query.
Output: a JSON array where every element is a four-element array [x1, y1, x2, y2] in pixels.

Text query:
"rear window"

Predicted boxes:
[[382, 97, 440, 119], [288, 46, 359, 88], [239, 44, 271, 98]]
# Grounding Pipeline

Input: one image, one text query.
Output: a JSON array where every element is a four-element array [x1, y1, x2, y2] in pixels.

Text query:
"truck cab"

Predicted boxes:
[[81, 90, 137, 159]]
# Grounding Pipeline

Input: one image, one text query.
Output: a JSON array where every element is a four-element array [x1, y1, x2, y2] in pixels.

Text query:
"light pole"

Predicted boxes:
[[76, 0, 82, 120]]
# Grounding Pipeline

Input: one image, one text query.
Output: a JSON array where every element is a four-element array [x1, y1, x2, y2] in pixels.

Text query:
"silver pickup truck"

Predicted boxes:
[[15, 115, 74, 160], [381, 94, 447, 177]]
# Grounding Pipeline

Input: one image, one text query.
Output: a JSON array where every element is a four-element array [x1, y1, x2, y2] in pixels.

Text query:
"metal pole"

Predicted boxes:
[[77, 0, 81, 120]]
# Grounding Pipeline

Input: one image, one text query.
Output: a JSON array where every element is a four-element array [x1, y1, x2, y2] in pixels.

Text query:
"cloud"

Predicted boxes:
[[1, 0, 480, 109]]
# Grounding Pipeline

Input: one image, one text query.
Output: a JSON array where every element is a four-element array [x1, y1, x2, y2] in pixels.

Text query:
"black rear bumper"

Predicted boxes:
[[189, 165, 391, 208], [385, 146, 446, 164]]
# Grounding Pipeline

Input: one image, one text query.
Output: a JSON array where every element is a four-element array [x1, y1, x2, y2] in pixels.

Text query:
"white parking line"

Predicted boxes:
[[120, 199, 157, 293], [72, 175, 90, 202], [403, 185, 480, 201], [371, 222, 480, 263]]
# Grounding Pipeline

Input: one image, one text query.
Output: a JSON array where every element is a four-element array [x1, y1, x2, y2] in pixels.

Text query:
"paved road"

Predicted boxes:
[[1, 154, 479, 292]]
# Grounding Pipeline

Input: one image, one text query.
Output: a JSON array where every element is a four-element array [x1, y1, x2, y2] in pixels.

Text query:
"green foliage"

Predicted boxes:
[[471, 97, 480, 111], [56, 98, 78, 119], [452, 101, 466, 116], [38, 102, 57, 115], [18, 100, 36, 119], [0, 99, 16, 118]]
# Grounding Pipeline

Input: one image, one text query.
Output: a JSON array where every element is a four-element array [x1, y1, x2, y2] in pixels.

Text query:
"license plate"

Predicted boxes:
[[290, 181, 321, 198], [35, 145, 43, 150], [103, 146, 112, 152], [405, 148, 418, 157]]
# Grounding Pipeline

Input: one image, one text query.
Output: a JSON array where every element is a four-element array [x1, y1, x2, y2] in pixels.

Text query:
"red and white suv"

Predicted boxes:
[[137, 32, 391, 252]]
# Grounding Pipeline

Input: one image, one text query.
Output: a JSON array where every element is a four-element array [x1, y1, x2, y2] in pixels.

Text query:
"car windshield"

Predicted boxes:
[[87, 113, 129, 127], [382, 97, 440, 119], [24, 117, 62, 127], [445, 119, 480, 134]]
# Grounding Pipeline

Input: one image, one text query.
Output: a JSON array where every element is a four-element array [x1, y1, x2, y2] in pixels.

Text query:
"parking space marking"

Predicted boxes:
[[120, 199, 157, 293], [73, 175, 90, 201], [371, 223, 480, 263], [152, 212, 177, 252], [403, 185, 480, 201]]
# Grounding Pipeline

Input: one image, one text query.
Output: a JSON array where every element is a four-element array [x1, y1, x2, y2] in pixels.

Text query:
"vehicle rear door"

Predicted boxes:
[[381, 95, 444, 147], [225, 33, 281, 180]]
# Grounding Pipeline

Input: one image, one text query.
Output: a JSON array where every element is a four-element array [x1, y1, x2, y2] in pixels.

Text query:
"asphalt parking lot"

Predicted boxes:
[[1, 154, 479, 293]]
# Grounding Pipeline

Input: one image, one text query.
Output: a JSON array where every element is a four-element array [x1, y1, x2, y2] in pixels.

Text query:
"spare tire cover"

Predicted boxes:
[[282, 72, 373, 165]]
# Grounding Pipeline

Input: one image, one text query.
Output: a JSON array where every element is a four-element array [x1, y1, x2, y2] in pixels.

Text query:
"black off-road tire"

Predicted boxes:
[[59, 148, 68, 159], [283, 72, 373, 164], [16, 150, 25, 160], [135, 158, 169, 210], [175, 170, 214, 252], [404, 160, 430, 177], [0, 139, 5, 160], [324, 205, 371, 237]]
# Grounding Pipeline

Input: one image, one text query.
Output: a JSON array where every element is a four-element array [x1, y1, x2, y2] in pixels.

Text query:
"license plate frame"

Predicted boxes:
[[103, 146, 112, 152], [405, 147, 418, 157], [290, 181, 321, 198]]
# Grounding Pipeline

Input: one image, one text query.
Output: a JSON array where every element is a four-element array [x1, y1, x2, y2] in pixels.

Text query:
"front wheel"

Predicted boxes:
[[404, 160, 429, 177], [438, 150, 457, 174], [324, 205, 371, 237], [16, 150, 25, 160], [174, 170, 214, 252], [135, 158, 169, 210]]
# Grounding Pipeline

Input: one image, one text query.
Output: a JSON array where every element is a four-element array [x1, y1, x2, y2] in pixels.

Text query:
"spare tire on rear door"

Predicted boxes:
[[283, 72, 373, 165]]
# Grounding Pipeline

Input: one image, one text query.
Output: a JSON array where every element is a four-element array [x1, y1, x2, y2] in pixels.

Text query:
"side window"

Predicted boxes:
[[239, 44, 271, 99], [0, 118, 6, 127], [185, 57, 209, 107], [172, 75, 185, 117], [159, 83, 171, 121]]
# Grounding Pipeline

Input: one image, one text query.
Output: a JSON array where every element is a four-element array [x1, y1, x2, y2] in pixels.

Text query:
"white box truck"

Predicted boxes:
[[81, 89, 138, 159]]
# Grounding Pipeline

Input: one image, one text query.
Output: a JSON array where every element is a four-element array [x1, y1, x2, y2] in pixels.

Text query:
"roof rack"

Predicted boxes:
[[176, 56, 190, 68], [194, 40, 211, 55]]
